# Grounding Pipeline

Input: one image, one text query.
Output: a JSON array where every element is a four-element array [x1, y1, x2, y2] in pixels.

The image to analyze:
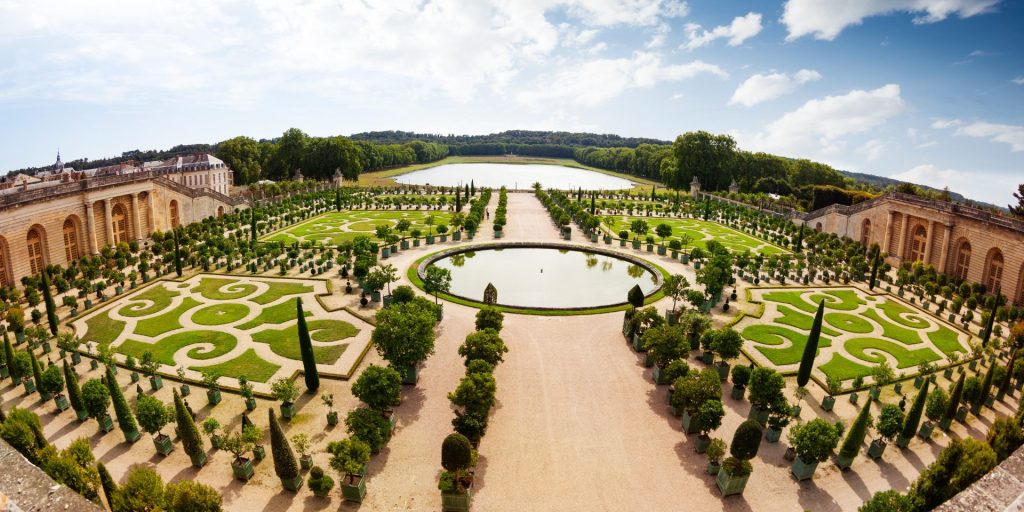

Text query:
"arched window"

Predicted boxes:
[[860, 219, 871, 246], [954, 241, 971, 281], [112, 204, 129, 245], [0, 237, 10, 287], [216, 206, 224, 218], [814, 222, 822, 232], [986, 249, 1004, 293], [63, 218, 80, 262], [27, 228, 45, 275], [909, 225, 927, 262], [169, 200, 180, 228]]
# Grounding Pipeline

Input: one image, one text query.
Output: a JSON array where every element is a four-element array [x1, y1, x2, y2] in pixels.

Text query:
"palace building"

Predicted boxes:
[[802, 191, 1024, 305], [0, 153, 243, 287]]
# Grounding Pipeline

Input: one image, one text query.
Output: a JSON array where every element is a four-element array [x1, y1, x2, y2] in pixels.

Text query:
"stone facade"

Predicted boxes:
[[802, 192, 1024, 305], [0, 169, 243, 287], [0, 439, 102, 511]]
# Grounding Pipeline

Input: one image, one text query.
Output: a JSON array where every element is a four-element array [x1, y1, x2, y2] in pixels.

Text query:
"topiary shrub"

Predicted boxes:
[[725, 419, 763, 476], [441, 433, 473, 473]]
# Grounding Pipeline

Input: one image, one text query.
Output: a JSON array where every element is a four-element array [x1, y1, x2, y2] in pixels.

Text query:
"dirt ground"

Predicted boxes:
[[7, 191, 1018, 512]]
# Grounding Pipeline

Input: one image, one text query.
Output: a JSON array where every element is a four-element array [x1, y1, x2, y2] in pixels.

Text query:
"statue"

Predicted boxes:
[[483, 283, 498, 306]]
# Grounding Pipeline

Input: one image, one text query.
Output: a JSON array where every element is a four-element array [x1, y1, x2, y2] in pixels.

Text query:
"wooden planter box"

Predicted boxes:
[[207, 389, 222, 406], [281, 475, 303, 492], [867, 439, 887, 459], [681, 411, 701, 435], [280, 402, 296, 420], [403, 364, 420, 385], [715, 467, 749, 497], [54, 393, 70, 412], [790, 457, 818, 481], [149, 375, 163, 391], [189, 452, 207, 468], [821, 396, 836, 412], [154, 434, 174, 456], [765, 427, 782, 443], [342, 475, 367, 502], [834, 452, 854, 470], [233, 458, 255, 481], [441, 482, 473, 512], [327, 411, 339, 426], [730, 385, 746, 400], [97, 414, 115, 433], [917, 421, 935, 439]]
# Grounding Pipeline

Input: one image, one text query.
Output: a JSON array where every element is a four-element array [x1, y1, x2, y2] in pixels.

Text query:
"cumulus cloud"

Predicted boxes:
[[729, 69, 821, 107], [1013, 77, 1024, 85], [683, 12, 762, 50], [891, 164, 1018, 205], [782, 0, 1001, 41], [933, 119, 1024, 151], [747, 84, 906, 157], [518, 52, 726, 107]]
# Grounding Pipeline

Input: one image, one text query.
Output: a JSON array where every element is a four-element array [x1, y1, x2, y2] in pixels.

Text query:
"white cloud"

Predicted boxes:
[[933, 119, 1024, 151], [645, 23, 671, 48], [671, 92, 685, 100], [892, 164, 1018, 205], [729, 69, 821, 107], [518, 52, 726, 107], [859, 139, 889, 161], [782, 0, 1001, 41], [587, 42, 609, 54], [683, 12, 762, 50], [1013, 77, 1024, 85], [747, 84, 906, 157]]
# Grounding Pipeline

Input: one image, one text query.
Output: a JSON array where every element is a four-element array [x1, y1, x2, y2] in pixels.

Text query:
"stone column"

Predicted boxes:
[[103, 199, 113, 248], [938, 224, 953, 273], [146, 192, 155, 234], [83, 202, 98, 254], [896, 214, 910, 259], [924, 220, 936, 264], [130, 194, 143, 241], [883, 210, 895, 254]]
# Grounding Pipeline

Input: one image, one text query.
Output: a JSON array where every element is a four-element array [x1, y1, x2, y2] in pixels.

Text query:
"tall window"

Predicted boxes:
[[27, 228, 44, 275], [63, 218, 80, 262], [112, 204, 129, 244], [909, 225, 927, 262], [169, 200, 180, 228], [0, 241, 10, 287], [860, 219, 871, 246], [954, 241, 971, 280], [986, 250, 1004, 292]]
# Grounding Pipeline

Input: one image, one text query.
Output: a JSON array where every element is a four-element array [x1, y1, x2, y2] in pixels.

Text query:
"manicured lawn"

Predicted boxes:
[[117, 285, 178, 317], [818, 353, 873, 382], [824, 312, 873, 334], [192, 277, 257, 301], [82, 314, 125, 347], [928, 326, 968, 356], [844, 338, 942, 368], [877, 299, 930, 329], [251, 282, 314, 305], [251, 319, 357, 364], [237, 300, 311, 330], [861, 309, 921, 346], [135, 297, 201, 337], [263, 210, 454, 245], [741, 324, 832, 366], [190, 348, 280, 383], [193, 303, 250, 326], [604, 216, 787, 256], [775, 305, 841, 337], [118, 331, 238, 366]]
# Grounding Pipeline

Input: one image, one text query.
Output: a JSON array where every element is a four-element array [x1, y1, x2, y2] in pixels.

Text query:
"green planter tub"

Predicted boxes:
[[441, 482, 473, 512], [681, 411, 701, 435], [281, 475, 304, 492], [207, 389, 222, 406], [834, 453, 854, 470], [280, 402, 296, 420], [232, 458, 255, 481], [730, 385, 746, 400], [716, 467, 750, 497], [821, 396, 836, 412], [917, 421, 935, 439], [867, 439, 887, 459], [403, 364, 420, 385], [341, 475, 367, 502], [153, 434, 174, 456], [790, 457, 818, 481]]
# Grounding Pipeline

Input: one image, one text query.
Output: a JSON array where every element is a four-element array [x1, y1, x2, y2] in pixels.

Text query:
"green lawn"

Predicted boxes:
[[263, 210, 454, 245], [190, 348, 280, 383], [193, 303, 250, 326], [741, 324, 832, 366], [877, 299, 930, 329], [818, 353, 874, 382], [928, 326, 968, 356], [135, 298, 201, 337], [118, 331, 238, 366], [824, 312, 873, 334], [251, 319, 358, 364], [82, 314, 125, 347], [251, 282, 314, 305], [192, 277, 257, 301], [237, 300, 311, 330], [603, 216, 788, 256], [117, 285, 178, 317], [861, 309, 921, 346], [844, 338, 942, 369]]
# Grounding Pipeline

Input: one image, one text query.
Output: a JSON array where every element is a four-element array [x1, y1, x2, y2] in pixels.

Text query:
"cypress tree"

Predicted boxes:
[[941, 374, 965, 427], [41, 270, 58, 336], [104, 367, 139, 442], [3, 331, 14, 379], [982, 305, 999, 347], [794, 224, 804, 253], [838, 398, 872, 462], [63, 361, 85, 417], [296, 298, 319, 393], [97, 462, 117, 510], [868, 252, 881, 291], [470, 180, 475, 196], [172, 228, 183, 277], [465, 184, 470, 198], [29, 351, 43, 395], [899, 379, 929, 446], [173, 388, 205, 466], [797, 301, 824, 388], [980, 363, 996, 404], [335, 189, 342, 211], [997, 360, 1015, 399], [455, 187, 462, 212], [269, 409, 300, 486], [250, 207, 258, 249], [590, 195, 596, 215]]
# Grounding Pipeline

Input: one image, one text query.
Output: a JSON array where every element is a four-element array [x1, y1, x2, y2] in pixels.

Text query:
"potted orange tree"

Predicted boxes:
[[328, 437, 371, 502]]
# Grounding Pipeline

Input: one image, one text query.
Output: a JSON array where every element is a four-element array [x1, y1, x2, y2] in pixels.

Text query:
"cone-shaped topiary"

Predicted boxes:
[[97, 462, 118, 510], [296, 298, 319, 393], [797, 301, 824, 388], [29, 351, 43, 395], [105, 367, 139, 441], [941, 374, 965, 425], [998, 361, 1014, 397], [900, 379, 929, 442], [839, 398, 872, 460], [174, 388, 205, 465], [250, 206, 258, 249], [868, 252, 881, 291], [980, 363, 996, 404], [982, 305, 998, 347], [41, 270, 58, 336], [442, 433, 473, 473], [2, 332, 15, 378], [63, 361, 85, 416], [172, 228, 183, 277], [270, 408, 300, 483], [627, 284, 644, 309]]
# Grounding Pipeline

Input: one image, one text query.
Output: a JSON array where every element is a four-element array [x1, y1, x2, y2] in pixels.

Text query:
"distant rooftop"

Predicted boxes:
[[0, 439, 102, 512]]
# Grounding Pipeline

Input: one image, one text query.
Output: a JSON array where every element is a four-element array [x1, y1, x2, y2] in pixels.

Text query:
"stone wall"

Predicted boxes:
[[0, 439, 102, 511]]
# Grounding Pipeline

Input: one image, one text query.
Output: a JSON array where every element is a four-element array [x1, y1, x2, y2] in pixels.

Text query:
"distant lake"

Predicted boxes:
[[393, 163, 635, 190]]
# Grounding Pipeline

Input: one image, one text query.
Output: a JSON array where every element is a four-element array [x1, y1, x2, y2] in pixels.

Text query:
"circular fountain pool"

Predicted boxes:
[[420, 243, 662, 310]]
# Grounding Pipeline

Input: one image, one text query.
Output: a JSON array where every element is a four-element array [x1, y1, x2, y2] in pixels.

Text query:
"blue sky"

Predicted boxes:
[[1, 0, 1021, 205]]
